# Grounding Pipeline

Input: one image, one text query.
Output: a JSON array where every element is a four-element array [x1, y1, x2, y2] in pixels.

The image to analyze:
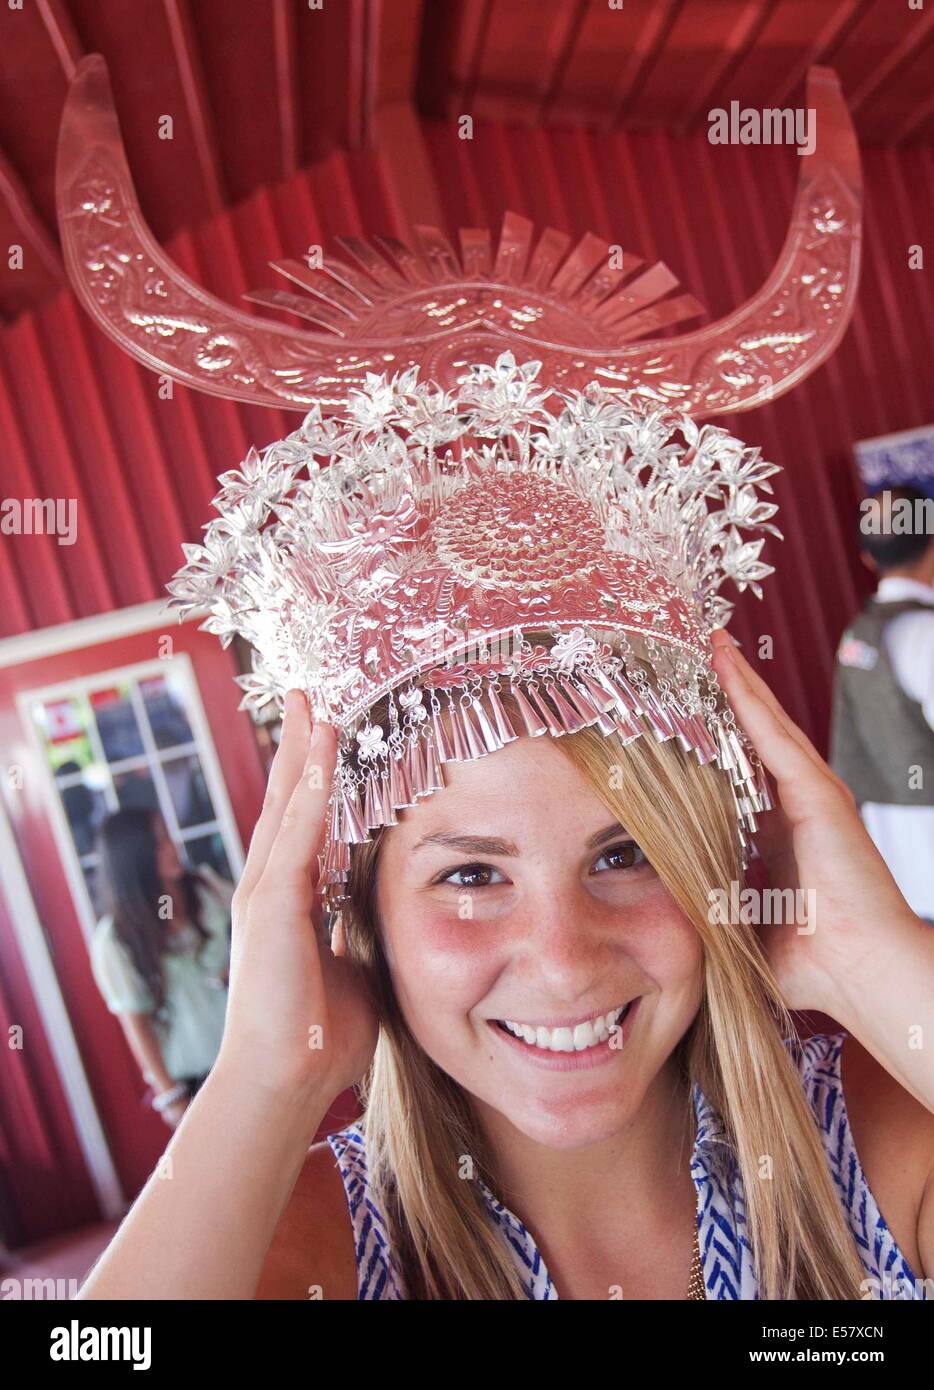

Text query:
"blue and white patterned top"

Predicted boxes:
[[326, 1032, 924, 1300]]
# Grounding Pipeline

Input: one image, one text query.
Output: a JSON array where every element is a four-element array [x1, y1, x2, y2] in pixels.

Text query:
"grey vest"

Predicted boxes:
[[829, 597, 934, 807]]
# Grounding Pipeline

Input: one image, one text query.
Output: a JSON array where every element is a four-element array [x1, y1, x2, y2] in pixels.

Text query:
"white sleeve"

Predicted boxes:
[[882, 611, 934, 730], [89, 923, 155, 1014]]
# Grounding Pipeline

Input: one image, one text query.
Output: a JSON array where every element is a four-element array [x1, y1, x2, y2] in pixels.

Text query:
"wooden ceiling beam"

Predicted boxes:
[[0, 139, 63, 282], [370, 0, 444, 231], [846, 6, 934, 120], [35, 0, 84, 80], [162, 0, 227, 214], [678, 0, 772, 134], [273, 0, 301, 177]]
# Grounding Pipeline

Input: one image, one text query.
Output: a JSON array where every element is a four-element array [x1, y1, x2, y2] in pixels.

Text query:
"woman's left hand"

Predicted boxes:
[[709, 628, 920, 1016]]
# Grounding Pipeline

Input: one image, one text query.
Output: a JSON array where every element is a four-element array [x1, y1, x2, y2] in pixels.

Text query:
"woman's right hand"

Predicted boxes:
[[214, 690, 379, 1107]]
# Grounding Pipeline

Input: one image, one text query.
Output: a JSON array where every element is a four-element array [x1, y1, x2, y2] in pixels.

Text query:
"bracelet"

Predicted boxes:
[[152, 1083, 188, 1112]]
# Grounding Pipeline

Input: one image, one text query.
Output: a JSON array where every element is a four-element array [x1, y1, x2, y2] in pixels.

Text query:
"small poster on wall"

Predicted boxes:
[[855, 424, 934, 497]]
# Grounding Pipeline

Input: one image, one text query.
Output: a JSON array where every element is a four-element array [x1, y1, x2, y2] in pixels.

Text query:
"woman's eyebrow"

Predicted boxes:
[[411, 831, 519, 856], [410, 822, 626, 856]]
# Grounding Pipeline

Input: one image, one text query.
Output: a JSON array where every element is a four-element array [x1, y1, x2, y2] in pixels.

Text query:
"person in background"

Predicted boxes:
[[90, 808, 234, 1127], [830, 485, 934, 923]]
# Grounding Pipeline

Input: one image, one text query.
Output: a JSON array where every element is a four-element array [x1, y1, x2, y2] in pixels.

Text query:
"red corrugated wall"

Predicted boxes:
[[2, 122, 933, 750]]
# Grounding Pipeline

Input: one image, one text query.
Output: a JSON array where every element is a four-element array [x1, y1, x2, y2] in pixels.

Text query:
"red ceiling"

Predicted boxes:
[[0, 0, 932, 323]]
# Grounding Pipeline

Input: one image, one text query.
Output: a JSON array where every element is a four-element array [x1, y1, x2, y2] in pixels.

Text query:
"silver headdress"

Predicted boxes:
[[54, 58, 863, 911], [166, 352, 781, 908]]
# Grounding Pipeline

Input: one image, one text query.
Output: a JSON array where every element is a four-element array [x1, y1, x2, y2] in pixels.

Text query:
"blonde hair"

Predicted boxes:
[[337, 639, 867, 1300]]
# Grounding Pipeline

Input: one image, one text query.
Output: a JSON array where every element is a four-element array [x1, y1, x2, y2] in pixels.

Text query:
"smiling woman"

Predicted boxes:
[[331, 633, 870, 1300]]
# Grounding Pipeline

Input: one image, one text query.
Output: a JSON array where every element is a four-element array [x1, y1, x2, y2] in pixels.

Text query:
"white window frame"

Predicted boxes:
[[17, 652, 245, 946]]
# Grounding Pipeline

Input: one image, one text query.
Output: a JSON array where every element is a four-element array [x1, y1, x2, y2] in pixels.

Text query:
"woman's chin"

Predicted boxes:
[[500, 1099, 643, 1151]]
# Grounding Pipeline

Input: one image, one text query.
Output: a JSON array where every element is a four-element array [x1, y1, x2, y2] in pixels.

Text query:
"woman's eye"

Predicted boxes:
[[592, 841, 648, 873], [437, 862, 505, 890]]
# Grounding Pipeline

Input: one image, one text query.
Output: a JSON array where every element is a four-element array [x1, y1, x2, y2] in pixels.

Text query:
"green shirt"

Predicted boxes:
[[90, 867, 233, 1082]]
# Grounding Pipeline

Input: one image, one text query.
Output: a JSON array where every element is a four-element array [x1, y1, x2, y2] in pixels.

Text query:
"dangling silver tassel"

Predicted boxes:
[[458, 700, 488, 759], [378, 767, 398, 825], [363, 770, 382, 829], [338, 786, 368, 844], [576, 669, 619, 714], [755, 760, 773, 811], [524, 684, 565, 737], [472, 689, 505, 753], [666, 706, 695, 753], [559, 675, 608, 726], [430, 701, 456, 762], [726, 727, 754, 782], [546, 679, 591, 732], [607, 669, 645, 717], [409, 733, 429, 798], [611, 706, 642, 739], [638, 684, 675, 741], [599, 669, 667, 740], [423, 730, 446, 792], [392, 746, 416, 807], [595, 709, 622, 736], [688, 714, 718, 764], [486, 682, 520, 743], [324, 798, 350, 875], [510, 682, 549, 737], [592, 666, 637, 716], [446, 698, 472, 760], [713, 720, 736, 771], [328, 792, 341, 847]]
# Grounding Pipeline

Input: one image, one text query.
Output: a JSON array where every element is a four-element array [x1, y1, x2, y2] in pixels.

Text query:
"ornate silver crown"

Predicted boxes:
[[168, 352, 780, 908]]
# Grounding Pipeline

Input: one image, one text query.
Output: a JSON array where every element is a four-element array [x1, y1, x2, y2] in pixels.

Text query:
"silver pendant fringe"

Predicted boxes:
[[316, 652, 771, 913]]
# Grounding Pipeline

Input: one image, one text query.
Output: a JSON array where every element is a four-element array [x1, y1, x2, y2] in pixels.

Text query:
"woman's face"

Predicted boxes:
[[375, 733, 704, 1150]]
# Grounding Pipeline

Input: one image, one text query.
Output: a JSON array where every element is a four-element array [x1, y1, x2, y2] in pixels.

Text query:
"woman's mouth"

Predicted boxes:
[[489, 999, 637, 1055]]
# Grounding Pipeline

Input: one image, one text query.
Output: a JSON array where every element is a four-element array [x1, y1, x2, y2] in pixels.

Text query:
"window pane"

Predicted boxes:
[[163, 754, 215, 829], [113, 767, 158, 812], [35, 699, 93, 770], [92, 686, 145, 762], [139, 673, 194, 750], [59, 776, 109, 857], [183, 831, 232, 880]]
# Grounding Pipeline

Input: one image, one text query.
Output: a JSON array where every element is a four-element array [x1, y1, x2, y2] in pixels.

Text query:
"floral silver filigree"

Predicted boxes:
[[167, 352, 781, 909]]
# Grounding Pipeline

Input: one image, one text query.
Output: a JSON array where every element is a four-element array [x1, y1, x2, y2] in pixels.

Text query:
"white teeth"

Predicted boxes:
[[500, 1002, 630, 1053]]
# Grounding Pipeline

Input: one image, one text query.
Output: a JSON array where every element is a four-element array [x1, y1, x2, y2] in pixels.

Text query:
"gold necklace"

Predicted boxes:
[[687, 1226, 706, 1300]]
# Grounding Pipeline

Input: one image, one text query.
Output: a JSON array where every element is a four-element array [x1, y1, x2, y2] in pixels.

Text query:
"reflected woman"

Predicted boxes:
[[90, 808, 234, 1127]]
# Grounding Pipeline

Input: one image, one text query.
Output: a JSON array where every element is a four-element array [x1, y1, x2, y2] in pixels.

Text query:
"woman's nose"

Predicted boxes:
[[517, 883, 617, 992]]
